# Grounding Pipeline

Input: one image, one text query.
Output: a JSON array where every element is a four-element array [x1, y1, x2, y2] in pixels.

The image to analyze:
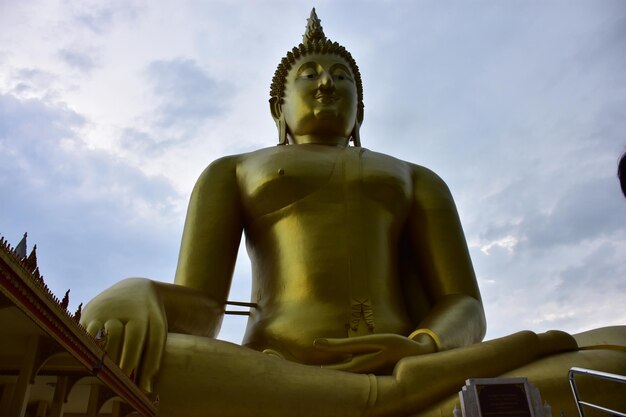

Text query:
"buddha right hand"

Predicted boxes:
[[80, 277, 166, 392]]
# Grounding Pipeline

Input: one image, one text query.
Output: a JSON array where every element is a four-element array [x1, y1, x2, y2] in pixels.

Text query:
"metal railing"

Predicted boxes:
[[225, 300, 257, 315], [568, 367, 626, 417]]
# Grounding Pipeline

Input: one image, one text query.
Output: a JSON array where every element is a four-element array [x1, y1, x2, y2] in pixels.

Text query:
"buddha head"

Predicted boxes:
[[269, 9, 364, 146]]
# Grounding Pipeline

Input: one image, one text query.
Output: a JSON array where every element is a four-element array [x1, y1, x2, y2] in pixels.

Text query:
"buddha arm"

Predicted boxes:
[[407, 164, 486, 351], [80, 156, 244, 392], [168, 155, 244, 337]]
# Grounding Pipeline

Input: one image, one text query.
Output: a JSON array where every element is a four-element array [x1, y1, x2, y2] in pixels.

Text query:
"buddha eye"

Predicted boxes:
[[299, 68, 318, 80], [332, 70, 352, 82]]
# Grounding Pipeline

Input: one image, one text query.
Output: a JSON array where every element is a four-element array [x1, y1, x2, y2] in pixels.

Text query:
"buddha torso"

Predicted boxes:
[[236, 144, 417, 364]]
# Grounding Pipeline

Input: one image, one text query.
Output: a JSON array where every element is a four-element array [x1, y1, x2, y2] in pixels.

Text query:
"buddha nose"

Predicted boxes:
[[318, 70, 335, 90]]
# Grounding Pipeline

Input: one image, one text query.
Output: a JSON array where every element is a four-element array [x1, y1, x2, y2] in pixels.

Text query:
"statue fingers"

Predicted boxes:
[[314, 337, 379, 353], [104, 319, 124, 364], [137, 317, 167, 392], [119, 320, 148, 379], [322, 352, 382, 373]]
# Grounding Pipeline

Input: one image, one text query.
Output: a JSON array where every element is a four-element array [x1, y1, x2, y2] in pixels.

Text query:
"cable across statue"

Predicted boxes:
[[81, 9, 626, 417]]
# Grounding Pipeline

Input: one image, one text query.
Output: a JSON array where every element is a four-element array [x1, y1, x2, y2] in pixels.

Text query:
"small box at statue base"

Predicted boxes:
[[458, 377, 551, 417]]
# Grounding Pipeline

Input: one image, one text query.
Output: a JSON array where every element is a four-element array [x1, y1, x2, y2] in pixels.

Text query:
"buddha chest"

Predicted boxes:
[[238, 145, 413, 221]]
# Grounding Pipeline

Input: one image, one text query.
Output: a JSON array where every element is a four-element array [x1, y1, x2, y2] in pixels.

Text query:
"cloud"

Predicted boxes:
[[473, 176, 624, 256], [0, 93, 183, 311], [114, 58, 232, 158], [58, 47, 100, 73], [6, 68, 60, 100], [521, 178, 624, 251], [477, 235, 519, 255], [72, 0, 139, 34], [484, 236, 626, 336], [146, 58, 227, 127]]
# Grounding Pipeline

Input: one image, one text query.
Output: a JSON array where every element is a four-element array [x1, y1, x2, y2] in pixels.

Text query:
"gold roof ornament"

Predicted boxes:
[[270, 8, 364, 145], [15, 232, 27, 259], [26, 244, 38, 272]]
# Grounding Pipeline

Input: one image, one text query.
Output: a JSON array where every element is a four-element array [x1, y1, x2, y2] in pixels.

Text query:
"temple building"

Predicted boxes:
[[0, 234, 157, 417]]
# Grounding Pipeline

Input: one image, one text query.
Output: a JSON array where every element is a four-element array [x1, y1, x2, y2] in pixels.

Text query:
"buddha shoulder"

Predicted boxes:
[[192, 153, 244, 193], [190, 148, 453, 209], [407, 162, 456, 207]]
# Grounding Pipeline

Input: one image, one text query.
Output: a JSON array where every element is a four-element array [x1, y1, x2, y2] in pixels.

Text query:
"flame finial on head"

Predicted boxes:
[[303, 8, 326, 45]]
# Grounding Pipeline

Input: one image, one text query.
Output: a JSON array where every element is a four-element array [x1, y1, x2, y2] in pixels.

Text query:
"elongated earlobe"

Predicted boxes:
[[351, 104, 364, 147], [351, 123, 361, 147], [278, 115, 288, 145], [270, 97, 287, 146]]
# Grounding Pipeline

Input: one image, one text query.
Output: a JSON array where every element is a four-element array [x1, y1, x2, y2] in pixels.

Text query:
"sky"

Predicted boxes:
[[1, 0, 625, 344]]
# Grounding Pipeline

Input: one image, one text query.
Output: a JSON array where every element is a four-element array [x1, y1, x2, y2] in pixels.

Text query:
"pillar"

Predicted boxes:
[[86, 383, 101, 417], [7, 336, 39, 417], [49, 376, 69, 417], [0, 384, 15, 416]]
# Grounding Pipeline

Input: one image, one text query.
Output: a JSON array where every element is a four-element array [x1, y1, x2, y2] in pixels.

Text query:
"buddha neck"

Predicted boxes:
[[290, 134, 349, 148]]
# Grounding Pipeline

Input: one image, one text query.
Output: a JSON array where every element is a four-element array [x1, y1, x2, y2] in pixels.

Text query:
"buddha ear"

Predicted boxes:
[[270, 97, 288, 145], [269, 97, 282, 122], [357, 103, 364, 125], [351, 104, 364, 147]]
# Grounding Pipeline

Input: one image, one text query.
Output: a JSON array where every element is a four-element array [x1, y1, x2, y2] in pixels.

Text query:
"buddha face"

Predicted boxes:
[[281, 53, 358, 144]]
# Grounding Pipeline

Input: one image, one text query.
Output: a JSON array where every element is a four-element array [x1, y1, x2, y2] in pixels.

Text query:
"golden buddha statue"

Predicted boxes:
[[81, 9, 626, 417]]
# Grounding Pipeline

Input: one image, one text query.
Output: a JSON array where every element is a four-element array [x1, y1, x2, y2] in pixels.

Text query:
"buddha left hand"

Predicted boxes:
[[314, 333, 437, 373]]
